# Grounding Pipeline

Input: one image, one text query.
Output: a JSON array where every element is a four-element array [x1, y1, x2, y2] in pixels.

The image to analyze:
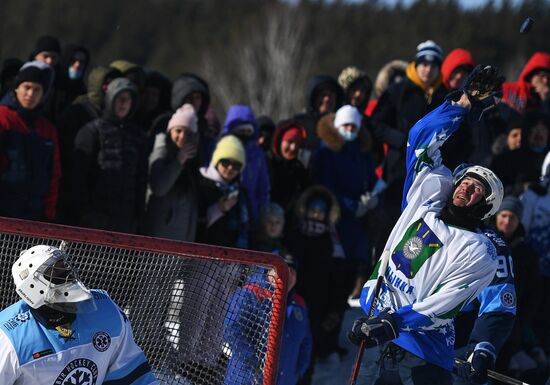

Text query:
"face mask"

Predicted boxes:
[[338, 126, 358, 141], [68, 67, 83, 80]]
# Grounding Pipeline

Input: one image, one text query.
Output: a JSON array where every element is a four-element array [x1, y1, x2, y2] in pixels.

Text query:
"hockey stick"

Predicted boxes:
[[454, 358, 531, 385], [349, 250, 390, 385]]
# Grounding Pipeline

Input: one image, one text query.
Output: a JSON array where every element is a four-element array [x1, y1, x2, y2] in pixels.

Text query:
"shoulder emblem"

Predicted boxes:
[[92, 331, 111, 352]]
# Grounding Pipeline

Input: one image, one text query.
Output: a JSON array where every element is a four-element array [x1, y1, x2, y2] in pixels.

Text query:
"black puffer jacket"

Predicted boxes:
[[371, 77, 446, 201], [71, 78, 148, 233]]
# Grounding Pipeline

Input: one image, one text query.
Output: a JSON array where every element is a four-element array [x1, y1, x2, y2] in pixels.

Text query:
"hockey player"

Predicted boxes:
[[454, 227, 516, 385], [0, 244, 157, 384], [348, 65, 505, 385]]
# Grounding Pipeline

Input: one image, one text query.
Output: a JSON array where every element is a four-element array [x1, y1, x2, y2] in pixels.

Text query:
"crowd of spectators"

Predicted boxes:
[[1, 35, 550, 384]]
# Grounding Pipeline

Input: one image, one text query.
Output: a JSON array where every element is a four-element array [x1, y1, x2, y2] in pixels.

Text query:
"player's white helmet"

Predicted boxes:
[[12, 245, 94, 313], [452, 164, 504, 220]]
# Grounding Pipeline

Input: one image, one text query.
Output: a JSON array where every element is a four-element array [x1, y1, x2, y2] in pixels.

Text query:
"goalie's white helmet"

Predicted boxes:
[[12, 245, 94, 313], [453, 164, 504, 220]]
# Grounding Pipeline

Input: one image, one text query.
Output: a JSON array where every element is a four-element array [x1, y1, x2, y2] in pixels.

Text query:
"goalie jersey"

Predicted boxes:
[[0, 290, 157, 385], [360, 101, 498, 370]]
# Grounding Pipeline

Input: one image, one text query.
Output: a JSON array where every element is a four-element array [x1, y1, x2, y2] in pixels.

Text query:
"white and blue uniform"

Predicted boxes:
[[360, 101, 498, 371], [0, 290, 157, 385]]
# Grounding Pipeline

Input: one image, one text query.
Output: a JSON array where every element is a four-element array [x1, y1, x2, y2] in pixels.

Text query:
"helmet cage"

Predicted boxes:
[[12, 245, 94, 313]]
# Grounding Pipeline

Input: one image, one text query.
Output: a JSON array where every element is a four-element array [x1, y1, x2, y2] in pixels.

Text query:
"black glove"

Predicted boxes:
[[462, 64, 504, 101], [347, 311, 399, 347], [455, 342, 496, 384], [464, 65, 505, 121]]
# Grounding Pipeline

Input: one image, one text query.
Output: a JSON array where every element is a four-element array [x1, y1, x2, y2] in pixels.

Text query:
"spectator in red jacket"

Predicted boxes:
[[0, 61, 61, 221], [502, 51, 550, 115]]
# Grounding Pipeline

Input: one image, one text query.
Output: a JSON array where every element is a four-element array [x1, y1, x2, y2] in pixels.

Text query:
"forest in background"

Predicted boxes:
[[1, 0, 549, 121]]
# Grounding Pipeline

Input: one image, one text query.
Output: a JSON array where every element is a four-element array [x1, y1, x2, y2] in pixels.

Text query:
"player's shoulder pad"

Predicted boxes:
[[481, 228, 508, 249]]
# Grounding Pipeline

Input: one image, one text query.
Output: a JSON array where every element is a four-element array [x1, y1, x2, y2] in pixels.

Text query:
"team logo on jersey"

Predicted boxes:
[[54, 358, 98, 385], [392, 219, 442, 278], [93, 331, 111, 352], [2, 311, 31, 331], [500, 289, 516, 308]]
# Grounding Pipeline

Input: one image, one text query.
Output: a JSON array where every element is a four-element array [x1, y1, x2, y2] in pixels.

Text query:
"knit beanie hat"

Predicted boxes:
[[15, 60, 53, 91], [281, 127, 305, 145], [167, 104, 198, 133], [210, 135, 246, 169], [415, 40, 443, 66], [498, 195, 523, 218], [31, 35, 61, 57], [334, 105, 362, 128], [338, 66, 367, 90]]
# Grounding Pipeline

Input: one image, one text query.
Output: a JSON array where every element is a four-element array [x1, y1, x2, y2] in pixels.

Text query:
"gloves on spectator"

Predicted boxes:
[[456, 342, 496, 385], [355, 192, 379, 218], [347, 311, 398, 347]]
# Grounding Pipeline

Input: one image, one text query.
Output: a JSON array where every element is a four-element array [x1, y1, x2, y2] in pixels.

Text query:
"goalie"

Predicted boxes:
[[348, 66, 505, 385], [0, 244, 157, 385]]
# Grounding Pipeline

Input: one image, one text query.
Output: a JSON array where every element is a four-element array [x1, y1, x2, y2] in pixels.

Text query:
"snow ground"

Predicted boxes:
[[312, 306, 365, 385]]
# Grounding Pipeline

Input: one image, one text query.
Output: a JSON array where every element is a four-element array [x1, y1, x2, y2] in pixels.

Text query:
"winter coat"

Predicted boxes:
[[143, 132, 198, 241], [370, 64, 446, 202], [220, 105, 270, 224], [277, 292, 312, 385], [366, 60, 408, 117], [504, 224, 541, 353], [293, 75, 344, 166], [285, 186, 349, 358], [268, 120, 309, 213], [57, 66, 122, 165], [224, 274, 273, 385], [71, 78, 148, 233], [0, 93, 61, 221], [148, 74, 213, 158], [502, 52, 550, 115], [196, 165, 249, 248], [521, 172, 550, 277], [142, 70, 172, 131], [312, 113, 378, 262]]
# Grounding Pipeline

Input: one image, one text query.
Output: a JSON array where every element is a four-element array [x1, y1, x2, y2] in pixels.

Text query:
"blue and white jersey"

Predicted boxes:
[[0, 290, 157, 385], [360, 101, 498, 371], [458, 228, 516, 355]]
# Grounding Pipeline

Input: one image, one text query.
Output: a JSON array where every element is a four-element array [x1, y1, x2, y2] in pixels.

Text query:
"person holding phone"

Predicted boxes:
[[197, 134, 249, 248], [144, 103, 200, 241]]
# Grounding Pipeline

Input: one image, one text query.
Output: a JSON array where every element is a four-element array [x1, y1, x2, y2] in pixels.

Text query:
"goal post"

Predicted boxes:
[[0, 216, 288, 385]]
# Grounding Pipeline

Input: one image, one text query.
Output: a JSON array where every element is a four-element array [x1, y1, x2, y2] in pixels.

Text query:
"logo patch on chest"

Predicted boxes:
[[92, 331, 111, 352], [392, 219, 443, 278], [54, 358, 98, 385]]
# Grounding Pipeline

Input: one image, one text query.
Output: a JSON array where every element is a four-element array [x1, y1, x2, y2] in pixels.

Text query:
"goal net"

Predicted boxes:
[[0, 217, 288, 385]]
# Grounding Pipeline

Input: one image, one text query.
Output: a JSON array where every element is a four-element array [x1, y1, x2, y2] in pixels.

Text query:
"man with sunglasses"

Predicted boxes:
[[0, 244, 157, 384]]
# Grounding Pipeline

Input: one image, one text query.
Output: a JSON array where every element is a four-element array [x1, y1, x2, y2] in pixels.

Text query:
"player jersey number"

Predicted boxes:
[[496, 254, 514, 279]]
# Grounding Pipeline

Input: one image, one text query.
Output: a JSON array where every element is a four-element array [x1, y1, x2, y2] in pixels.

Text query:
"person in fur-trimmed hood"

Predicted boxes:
[[285, 185, 345, 369], [312, 105, 379, 264]]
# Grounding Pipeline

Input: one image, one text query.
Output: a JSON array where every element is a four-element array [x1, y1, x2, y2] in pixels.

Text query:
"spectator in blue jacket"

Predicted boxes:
[[277, 254, 312, 385]]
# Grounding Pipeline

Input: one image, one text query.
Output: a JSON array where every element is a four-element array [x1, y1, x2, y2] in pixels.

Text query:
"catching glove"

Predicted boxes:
[[347, 311, 399, 347], [456, 342, 496, 384], [447, 64, 505, 121]]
